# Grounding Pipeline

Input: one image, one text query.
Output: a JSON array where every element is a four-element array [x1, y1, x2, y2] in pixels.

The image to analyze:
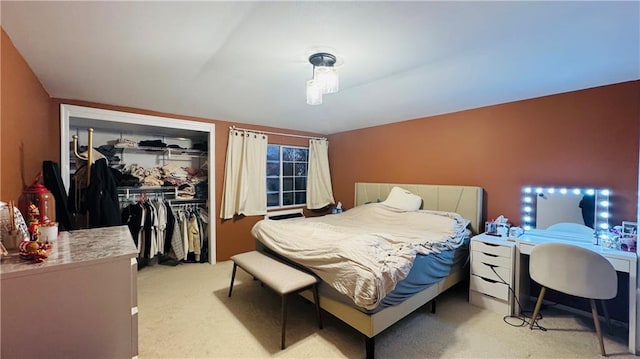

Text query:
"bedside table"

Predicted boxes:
[[469, 233, 516, 315]]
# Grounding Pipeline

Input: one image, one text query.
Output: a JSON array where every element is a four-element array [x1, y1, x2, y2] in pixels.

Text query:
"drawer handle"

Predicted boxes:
[[482, 242, 499, 247], [481, 252, 498, 257], [479, 276, 499, 284]]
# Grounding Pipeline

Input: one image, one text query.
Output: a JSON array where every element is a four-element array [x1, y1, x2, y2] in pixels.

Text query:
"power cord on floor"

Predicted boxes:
[[486, 263, 547, 331]]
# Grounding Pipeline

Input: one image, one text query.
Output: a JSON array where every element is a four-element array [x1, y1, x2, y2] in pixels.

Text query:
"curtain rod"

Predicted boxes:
[[230, 126, 326, 140]]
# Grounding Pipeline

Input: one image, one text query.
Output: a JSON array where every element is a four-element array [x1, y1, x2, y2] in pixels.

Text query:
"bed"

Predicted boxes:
[[252, 183, 483, 358]]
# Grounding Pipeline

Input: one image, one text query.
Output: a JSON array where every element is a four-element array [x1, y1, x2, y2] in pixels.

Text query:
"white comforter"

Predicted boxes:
[[251, 203, 469, 310]]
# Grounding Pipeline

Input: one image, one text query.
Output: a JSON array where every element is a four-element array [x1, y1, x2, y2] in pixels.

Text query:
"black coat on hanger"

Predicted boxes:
[[42, 160, 74, 231], [86, 158, 121, 228]]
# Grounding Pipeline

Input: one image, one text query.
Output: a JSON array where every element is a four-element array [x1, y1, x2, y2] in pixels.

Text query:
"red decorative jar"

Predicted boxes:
[[18, 174, 56, 236]]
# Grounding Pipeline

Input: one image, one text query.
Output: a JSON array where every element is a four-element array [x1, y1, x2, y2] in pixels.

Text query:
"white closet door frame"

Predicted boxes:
[[60, 104, 217, 264]]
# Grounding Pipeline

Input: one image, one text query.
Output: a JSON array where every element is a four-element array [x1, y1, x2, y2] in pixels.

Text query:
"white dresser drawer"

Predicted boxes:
[[471, 260, 511, 283], [471, 240, 513, 258], [470, 275, 510, 301], [472, 251, 511, 268]]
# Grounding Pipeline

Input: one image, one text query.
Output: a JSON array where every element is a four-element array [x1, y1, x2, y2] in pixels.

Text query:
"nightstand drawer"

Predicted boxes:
[[472, 250, 511, 268], [470, 275, 510, 300], [471, 260, 511, 283], [471, 240, 513, 257]]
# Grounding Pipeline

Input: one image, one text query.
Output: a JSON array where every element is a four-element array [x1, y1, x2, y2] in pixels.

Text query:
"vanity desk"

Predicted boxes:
[[513, 228, 637, 354]]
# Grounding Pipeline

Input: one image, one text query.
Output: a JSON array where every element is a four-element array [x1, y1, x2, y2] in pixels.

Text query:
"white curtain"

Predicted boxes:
[[220, 129, 268, 219], [307, 139, 335, 209]]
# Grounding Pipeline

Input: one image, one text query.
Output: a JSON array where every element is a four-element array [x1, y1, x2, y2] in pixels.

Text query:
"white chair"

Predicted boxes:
[[529, 242, 617, 356]]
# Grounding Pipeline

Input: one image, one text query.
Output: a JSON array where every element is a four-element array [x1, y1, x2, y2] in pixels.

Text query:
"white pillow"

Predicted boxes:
[[381, 186, 422, 211]]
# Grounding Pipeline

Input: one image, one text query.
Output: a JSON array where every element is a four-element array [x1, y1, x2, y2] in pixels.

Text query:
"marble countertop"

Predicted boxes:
[[1, 225, 137, 278]]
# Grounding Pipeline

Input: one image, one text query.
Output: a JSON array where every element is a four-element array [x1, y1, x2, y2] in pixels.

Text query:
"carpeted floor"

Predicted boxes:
[[137, 261, 635, 358]]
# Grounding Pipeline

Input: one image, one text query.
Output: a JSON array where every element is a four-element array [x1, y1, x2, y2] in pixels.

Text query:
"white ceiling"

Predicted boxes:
[[2, 1, 638, 135]]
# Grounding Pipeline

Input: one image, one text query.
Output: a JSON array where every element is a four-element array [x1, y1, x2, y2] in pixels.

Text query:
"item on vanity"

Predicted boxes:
[[0, 200, 30, 250], [485, 215, 510, 237], [18, 240, 53, 263], [37, 222, 59, 242], [508, 226, 524, 238], [18, 174, 56, 227]]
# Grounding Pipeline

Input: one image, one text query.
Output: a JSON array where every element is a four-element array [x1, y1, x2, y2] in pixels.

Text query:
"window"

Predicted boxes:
[[266, 144, 308, 208]]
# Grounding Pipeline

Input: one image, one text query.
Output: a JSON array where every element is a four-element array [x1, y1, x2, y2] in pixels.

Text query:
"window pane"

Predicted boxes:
[[266, 162, 280, 176], [294, 191, 306, 205], [267, 193, 280, 207], [294, 177, 306, 190], [266, 144, 309, 208], [283, 162, 293, 176], [283, 177, 293, 191], [267, 178, 279, 192], [267, 145, 280, 161], [294, 148, 308, 161], [295, 163, 307, 176], [283, 192, 294, 206], [282, 147, 294, 161]]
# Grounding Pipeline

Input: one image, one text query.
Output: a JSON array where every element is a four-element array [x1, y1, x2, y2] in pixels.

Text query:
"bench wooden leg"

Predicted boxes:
[[312, 284, 323, 329], [365, 335, 375, 359], [228, 263, 238, 298], [431, 298, 437, 314], [281, 294, 288, 350]]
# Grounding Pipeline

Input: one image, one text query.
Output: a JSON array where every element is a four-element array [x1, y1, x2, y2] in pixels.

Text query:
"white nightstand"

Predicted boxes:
[[469, 233, 516, 315]]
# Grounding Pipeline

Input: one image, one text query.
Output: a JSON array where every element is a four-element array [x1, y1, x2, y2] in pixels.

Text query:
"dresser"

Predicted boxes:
[[1, 226, 138, 358], [469, 233, 516, 315]]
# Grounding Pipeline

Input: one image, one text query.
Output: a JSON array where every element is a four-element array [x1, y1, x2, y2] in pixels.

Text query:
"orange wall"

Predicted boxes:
[[1, 28, 54, 202], [328, 81, 640, 228], [50, 99, 316, 261], [4, 25, 639, 259]]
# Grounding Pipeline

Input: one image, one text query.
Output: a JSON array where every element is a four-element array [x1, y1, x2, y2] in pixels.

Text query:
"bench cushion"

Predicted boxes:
[[231, 251, 317, 295]]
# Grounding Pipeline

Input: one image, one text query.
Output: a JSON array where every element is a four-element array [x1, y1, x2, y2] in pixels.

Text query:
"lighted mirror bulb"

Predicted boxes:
[[572, 188, 581, 195], [600, 223, 610, 230], [586, 189, 595, 196], [600, 212, 610, 218], [523, 206, 532, 213], [523, 187, 532, 193], [523, 215, 532, 222], [600, 201, 610, 207], [523, 196, 533, 203], [535, 187, 543, 194], [547, 188, 555, 194], [523, 225, 532, 231], [600, 189, 610, 196], [559, 188, 568, 194]]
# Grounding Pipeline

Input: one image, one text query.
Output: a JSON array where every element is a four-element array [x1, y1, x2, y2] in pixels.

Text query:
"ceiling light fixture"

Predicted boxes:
[[306, 52, 339, 105]]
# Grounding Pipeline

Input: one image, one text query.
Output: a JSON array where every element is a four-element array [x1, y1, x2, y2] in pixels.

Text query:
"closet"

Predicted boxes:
[[60, 104, 216, 264]]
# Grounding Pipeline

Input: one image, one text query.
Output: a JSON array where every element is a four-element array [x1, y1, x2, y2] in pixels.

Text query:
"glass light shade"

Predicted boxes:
[[306, 79, 322, 105], [314, 66, 339, 94]]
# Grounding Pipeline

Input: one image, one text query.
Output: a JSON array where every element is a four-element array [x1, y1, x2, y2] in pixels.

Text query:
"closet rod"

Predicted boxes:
[[230, 126, 326, 141]]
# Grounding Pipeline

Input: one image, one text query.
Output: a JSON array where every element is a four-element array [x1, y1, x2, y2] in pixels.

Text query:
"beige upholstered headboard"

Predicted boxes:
[[354, 182, 484, 234]]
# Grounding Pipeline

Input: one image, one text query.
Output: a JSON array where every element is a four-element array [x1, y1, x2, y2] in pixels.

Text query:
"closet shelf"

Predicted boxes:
[[115, 147, 206, 158]]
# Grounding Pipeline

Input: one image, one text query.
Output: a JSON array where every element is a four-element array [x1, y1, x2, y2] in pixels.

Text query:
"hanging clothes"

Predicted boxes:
[[187, 213, 201, 262], [86, 158, 121, 228], [166, 203, 185, 261]]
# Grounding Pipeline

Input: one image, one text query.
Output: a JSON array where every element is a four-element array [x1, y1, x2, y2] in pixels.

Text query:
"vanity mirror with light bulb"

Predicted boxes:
[[520, 186, 611, 243], [513, 186, 638, 354]]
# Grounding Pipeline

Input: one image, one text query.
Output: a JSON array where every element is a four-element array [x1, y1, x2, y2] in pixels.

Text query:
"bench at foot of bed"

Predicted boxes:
[[228, 251, 323, 350]]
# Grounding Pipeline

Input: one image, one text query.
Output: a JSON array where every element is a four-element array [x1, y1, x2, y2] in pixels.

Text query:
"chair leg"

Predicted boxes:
[[228, 263, 238, 297], [529, 287, 546, 330], [281, 294, 288, 350], [590, 299, 606, 356], [600, 300, 612, 331]]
